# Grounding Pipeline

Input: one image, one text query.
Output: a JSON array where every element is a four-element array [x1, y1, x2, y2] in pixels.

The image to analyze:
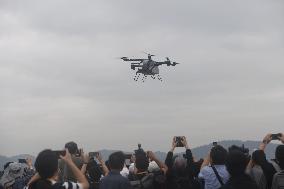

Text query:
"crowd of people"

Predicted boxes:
[[0, 133, 284, 189]]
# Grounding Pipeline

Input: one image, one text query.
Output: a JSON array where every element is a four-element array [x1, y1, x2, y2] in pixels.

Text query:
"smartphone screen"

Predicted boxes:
[[175, 136, 184, 147]]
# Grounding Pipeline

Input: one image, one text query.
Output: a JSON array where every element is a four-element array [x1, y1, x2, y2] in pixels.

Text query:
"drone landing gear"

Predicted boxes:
[[141, 75, 147, 82], [133, 73, 141, 81], [133, 74, 162, 82], [157, 75, 163, 82]]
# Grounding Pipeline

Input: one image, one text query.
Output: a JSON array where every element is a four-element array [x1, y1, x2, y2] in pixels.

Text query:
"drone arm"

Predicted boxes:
[[155, 61, 179, 66], [155, 61, 169, 66], [123, 58, 145, 62]]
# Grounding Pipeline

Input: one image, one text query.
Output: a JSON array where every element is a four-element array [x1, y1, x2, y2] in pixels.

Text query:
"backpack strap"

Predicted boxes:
[[211, 165, 224, 186], [271, 160, 281, 172]]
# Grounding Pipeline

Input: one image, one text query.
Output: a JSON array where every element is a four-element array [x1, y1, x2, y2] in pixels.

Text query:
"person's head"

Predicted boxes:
[[64, 141, 78, 155], [34, 149, 58, 179], [173, 156, 187, 173], [275, 145, 284, 170], [108, 151, 125, 171], [226, 150, 248, 177], [135, 153, 149, 172], [86, 158, 103, 182], [210, 145, 227, 165], [252, 150, 266, 165], [29, 150, 58, 189]]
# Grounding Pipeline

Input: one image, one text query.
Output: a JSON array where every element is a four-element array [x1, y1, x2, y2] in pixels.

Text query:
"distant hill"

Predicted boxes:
[[191, 140, 279, 160], [0, 140, 280, 171]]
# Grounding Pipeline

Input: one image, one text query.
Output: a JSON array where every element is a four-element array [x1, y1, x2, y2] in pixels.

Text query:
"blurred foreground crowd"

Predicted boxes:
[[1, 133, 284, 189]]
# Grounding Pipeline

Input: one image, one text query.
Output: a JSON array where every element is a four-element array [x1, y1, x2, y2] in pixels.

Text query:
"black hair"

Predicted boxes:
[[252, 149, 275, 188], [108, 151, 125, 171], [65, 141, 78, 155], [225, 150, 248, 176], [34, 149, 58, 179], [210, 145, 228, 165], [135, 153, 149, 172], [252, 150, 266, 165], [86, 158, 103, 182], [275, 145, 284, 170], [31, 149, 58, 189]]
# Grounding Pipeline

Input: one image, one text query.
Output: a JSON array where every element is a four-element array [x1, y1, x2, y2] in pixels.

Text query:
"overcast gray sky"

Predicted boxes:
[[1, 0, 284, 156]]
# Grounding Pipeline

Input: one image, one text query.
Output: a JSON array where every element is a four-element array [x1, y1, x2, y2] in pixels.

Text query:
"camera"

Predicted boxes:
[[175, 136, 184, 147], [271, 133, 282, 140]]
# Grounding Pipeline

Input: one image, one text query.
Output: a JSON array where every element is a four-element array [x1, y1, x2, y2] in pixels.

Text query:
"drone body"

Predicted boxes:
[[120, 53, 179, 82]]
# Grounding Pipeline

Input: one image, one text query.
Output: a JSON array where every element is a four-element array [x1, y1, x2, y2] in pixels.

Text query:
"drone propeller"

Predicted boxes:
[[172, 62, 180, 66], [142, 51, 155, 57], [165, 57, 180, 66]]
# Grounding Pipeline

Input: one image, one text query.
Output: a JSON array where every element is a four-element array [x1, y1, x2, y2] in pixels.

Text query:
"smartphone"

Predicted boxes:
[[89, 151, 99, 158], [18, 159, 27, 163], [53, 150, 66, 159], [271, 133, 282, 140], [175, 136, 184, 147]]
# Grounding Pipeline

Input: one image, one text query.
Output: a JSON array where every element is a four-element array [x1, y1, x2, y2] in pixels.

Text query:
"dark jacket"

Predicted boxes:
[[165, 149, 202, 189], [220, 174, 258, 189], [130, 173, 154, 189], [259, 161, 276, 189], [99, 170, 132, 189]]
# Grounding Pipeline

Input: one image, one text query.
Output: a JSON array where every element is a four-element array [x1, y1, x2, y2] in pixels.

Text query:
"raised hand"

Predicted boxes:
[[25, 157, 34, 169], [263, 133, 272, 144], [83, 152, 90, 164], [279, 133, 284, 144], [259, 133, 272, 151], [95, 152, 103, 163], [171, 137, 177, 152], [181, 136, 189, 149], [60, 149, 72, 163]]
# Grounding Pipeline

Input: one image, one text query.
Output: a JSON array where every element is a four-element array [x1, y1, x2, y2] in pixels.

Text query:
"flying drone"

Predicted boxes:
[[120, 52, 180, 82]]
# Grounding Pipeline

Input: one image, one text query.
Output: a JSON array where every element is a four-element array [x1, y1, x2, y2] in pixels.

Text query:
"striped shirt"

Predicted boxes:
[[25, 180, 83, 189]]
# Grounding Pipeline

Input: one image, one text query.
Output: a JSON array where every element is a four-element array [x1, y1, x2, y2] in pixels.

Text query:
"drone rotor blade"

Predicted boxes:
[[142, 51, 155, 57], [119, 56, 128, 60]]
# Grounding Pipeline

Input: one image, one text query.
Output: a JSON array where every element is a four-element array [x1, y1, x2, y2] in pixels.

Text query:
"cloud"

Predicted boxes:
[[0, 0, 284, 156]]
